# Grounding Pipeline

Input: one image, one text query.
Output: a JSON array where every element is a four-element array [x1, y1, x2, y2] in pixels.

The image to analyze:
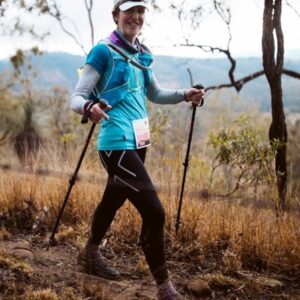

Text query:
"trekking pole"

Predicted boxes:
[[175, 84, 204, 234], [48, 101, 100, 246]]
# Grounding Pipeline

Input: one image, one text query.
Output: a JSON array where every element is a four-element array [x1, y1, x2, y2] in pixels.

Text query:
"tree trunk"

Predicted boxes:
[[14, 128, 40, 171], [262, 0, 287, 210]]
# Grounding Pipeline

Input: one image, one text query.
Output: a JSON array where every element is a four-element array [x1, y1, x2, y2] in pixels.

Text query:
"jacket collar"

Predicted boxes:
[[108, 29, 142, 54]]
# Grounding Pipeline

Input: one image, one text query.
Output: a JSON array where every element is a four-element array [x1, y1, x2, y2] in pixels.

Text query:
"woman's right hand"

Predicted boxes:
[[89, 103, 112, 123]]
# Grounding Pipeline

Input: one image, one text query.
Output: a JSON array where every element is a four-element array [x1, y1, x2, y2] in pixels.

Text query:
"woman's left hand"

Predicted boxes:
[[184, 87, 205, 106]]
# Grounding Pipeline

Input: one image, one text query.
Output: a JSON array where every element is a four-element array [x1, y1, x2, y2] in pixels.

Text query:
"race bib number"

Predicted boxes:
[[132, 117, 151, 149]]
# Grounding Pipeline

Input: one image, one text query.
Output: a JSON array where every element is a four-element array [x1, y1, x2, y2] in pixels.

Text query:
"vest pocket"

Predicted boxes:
[[101, 57, 130, 107], [107, 57, 130, 88], [101, 82, 129, 107]]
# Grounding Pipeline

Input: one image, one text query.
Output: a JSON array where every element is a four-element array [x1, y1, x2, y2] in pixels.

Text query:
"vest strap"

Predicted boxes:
[[107, 43, 153, 71]]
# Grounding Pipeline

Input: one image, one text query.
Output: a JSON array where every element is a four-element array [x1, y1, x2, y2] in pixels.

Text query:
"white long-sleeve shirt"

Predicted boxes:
[[71, 64, 185, 114]]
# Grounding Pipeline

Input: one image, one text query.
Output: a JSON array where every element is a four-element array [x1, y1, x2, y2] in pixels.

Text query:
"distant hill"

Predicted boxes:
[[0, 51, 299, 112]]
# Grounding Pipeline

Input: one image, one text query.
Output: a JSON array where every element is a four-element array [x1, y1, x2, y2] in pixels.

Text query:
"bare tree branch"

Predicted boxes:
[[213, 0, 232, 48], [181, 43, 241, 92], [48, 2, 87, 55], [205, 70, 265, 91], [213, 168, 247, 198], [84, 0, 95, 46], [23, 0, 90, 55], [187, 67, 194, 87], [204, 68, 300, 92], [179, 1, 243, 92], [282, 68, 300, 79], [285, 0, 300, 17]]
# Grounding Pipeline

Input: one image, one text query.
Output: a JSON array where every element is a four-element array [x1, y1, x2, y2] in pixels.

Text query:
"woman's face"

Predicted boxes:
[[115, 6, 146, 43]]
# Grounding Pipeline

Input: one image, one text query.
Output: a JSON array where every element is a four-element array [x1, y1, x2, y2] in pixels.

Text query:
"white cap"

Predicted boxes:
[[113, 0, 148, 12]]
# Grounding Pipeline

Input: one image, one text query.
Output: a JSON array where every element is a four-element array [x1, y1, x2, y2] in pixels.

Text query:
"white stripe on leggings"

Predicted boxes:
[[99, 152, 107, 170], [114, 175, 140, 192], [117, 151, 137, 177]]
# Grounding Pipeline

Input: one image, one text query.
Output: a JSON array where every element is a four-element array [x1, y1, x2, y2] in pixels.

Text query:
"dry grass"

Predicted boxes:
[[23, 285, 109, 300], [180, 199, 300, 274], [0, 143, 300, 285], [24, 289, 59, 300], [24, 287, 86, 300], [0, 251, 33, 279], [80, 279, 110, 300]]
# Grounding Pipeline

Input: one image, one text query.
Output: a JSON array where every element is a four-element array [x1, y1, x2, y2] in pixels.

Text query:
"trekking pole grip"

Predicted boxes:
[[193, 84, 205, 107]]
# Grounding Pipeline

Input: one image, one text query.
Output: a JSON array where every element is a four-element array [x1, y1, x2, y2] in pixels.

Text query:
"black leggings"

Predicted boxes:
[[90, 148, 168, 283]]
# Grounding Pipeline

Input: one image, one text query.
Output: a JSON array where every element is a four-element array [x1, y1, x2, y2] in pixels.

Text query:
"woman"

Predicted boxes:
[[71, 1, 204, 299]]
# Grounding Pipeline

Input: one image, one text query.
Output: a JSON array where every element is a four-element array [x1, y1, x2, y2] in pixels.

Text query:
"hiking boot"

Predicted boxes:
[[157, 280, 185, 300], [77, 247, 120, 280]]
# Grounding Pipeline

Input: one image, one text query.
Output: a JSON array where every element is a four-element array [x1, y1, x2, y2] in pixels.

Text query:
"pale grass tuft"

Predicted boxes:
[[134, 255, 149, 275], [203, 272, 243, 290], [0, 251, 33, 279], [80, 279, 110, 300], [221, 249, 242, 274], [24, 289, 58, 300], [55, 225, 78, 243], [60, 286, 79, 300]]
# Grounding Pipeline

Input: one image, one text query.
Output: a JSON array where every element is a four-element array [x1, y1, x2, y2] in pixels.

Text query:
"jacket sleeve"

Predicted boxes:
[[70, 64, 101, 114], [146, 72, 186, 104]]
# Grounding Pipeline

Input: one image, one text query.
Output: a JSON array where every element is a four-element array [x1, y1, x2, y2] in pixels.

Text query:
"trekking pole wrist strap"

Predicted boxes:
[[183, 90, 189, 102], [81, 100, 98, 124]]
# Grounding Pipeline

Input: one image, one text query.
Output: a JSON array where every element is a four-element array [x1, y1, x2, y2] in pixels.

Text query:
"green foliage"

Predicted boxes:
[[207, 115, 279, 195]]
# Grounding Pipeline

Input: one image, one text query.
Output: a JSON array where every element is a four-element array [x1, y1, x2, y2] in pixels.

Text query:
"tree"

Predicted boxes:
[[150, 0, 300, 210], [10, 49, 43, 169], [0, 0, 92, 166], [262, 0, 287, 210], [0, 0, 51, 168]]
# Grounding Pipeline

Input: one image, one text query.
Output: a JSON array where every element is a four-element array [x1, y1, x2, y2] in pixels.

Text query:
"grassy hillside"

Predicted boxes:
[[0, 52, 299, 112]]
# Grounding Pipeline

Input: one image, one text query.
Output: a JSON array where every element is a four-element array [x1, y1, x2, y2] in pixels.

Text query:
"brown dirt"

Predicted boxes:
[[0, 233, 299, 300]]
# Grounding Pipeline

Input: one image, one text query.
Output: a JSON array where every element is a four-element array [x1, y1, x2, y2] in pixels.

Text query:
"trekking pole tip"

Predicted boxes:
[[175, 220, 182, 234], [48, 237, 58, 248]]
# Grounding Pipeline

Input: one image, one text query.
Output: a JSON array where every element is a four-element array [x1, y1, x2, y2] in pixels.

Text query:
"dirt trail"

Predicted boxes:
[[1, 233, 300, 300], [0, 234, 163, 299]]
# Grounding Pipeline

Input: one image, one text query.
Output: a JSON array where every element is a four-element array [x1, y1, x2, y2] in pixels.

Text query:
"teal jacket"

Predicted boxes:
[[86, 40, 154, 150]]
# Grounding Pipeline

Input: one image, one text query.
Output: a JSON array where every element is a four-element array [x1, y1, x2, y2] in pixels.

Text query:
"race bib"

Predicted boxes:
[[132, 117, 151, 149]]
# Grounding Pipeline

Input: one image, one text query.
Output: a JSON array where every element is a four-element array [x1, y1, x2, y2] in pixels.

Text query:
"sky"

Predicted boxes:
[[1, 0, 300, 60]]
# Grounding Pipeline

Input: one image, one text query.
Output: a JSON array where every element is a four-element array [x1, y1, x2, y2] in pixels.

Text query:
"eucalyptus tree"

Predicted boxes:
[[149, 0, 300, 210]]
